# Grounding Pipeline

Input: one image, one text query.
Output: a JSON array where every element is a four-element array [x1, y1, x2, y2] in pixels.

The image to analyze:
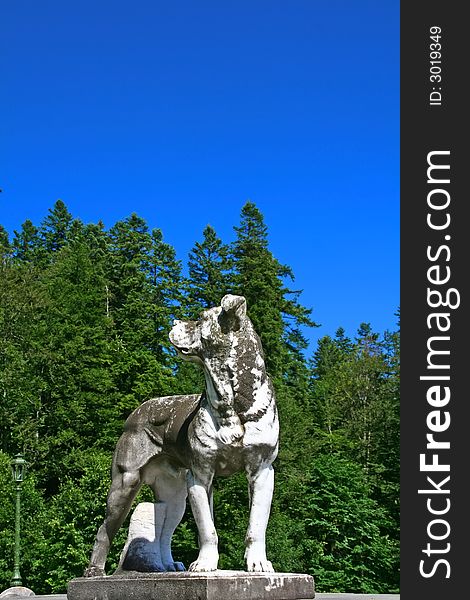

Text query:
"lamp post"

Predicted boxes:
[[10, 453, 26, 587]]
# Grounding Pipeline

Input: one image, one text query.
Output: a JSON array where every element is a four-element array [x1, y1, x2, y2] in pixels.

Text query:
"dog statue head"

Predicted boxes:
[[169, 294, 247, 364]]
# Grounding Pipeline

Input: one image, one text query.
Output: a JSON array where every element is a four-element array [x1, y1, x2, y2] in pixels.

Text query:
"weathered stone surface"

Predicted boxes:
[[84, 295, 280, 576], [1, 593, 402, 600], [68, 571, 314, 600]]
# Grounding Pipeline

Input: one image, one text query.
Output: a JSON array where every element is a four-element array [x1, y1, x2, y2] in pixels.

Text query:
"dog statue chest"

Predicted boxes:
[[187, 401, 278, 477]]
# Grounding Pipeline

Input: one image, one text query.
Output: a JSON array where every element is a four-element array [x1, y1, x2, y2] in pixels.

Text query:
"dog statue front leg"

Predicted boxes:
[[186, 470, 219, 571], [244, 464, 275, 572]]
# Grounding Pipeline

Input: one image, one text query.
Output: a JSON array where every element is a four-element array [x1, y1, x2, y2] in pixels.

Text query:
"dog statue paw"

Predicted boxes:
[[245, 544, 275, 572], [189, 552, 219, 572]]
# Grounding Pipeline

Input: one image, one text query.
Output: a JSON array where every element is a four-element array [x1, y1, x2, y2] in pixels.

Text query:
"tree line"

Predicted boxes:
[[0, 200, 399, 593]]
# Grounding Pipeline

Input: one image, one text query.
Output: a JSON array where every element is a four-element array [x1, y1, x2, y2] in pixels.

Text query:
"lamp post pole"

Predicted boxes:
[[10, 453, 26, 588]]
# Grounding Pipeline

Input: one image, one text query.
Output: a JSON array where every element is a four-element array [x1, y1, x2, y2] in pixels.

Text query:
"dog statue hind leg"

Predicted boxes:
[[84, 463, 142, 577]]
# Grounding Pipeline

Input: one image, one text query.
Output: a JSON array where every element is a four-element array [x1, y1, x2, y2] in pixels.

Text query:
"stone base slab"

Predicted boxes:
[[67, 570, 315, 600]]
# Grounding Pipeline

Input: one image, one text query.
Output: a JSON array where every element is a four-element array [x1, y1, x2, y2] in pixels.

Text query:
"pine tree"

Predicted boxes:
[[12, 219, 41, 263], [232, 202, 287, 376], [39, 200, 73, 255], [148, 227, 184, 361], [186, 224, 232, 317], [310, 329, 353, 381], [308, 330, 355, 440], [0, 225, 10, 266], [27, 237, 119, 489], [334, 326, 355, 355], [0, 260, 45, 456], [82, 221, 110, 263], [231, 201, 316, 377], [106, 215, 178, 408], [107, 213, 152, 344]]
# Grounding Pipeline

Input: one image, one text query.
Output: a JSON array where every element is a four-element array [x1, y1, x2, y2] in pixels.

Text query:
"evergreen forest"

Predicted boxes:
[[0, 200, 399, 594]]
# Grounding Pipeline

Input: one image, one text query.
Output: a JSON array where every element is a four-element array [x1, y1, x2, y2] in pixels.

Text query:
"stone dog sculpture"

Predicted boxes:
[[84, 295, 279, 576]]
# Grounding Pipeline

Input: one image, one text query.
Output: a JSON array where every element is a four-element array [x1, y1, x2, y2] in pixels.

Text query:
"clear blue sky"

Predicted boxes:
[[0, 0, 399, 352]]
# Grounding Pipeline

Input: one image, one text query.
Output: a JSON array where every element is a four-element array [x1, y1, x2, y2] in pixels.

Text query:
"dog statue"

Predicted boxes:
[[84, 294, 279, 576]]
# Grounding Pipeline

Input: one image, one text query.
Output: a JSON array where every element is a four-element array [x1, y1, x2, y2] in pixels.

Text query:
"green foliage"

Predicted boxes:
[[12, 220, 41, 264], [0, 225, 12, 264], [299, 455, 398, 593], [0, 201, 399, 593], [39, 200, 74, 257], [232, 202, 317, 378], [186, 224, 232, 316]]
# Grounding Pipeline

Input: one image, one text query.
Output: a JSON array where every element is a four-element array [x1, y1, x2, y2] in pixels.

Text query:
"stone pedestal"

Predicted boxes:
[[67, 570, 315, 600]]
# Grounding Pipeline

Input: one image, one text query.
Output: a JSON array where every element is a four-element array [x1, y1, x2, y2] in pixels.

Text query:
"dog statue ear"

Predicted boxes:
[[220, 295, 247, 331], [221, 295, 247, 319]]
